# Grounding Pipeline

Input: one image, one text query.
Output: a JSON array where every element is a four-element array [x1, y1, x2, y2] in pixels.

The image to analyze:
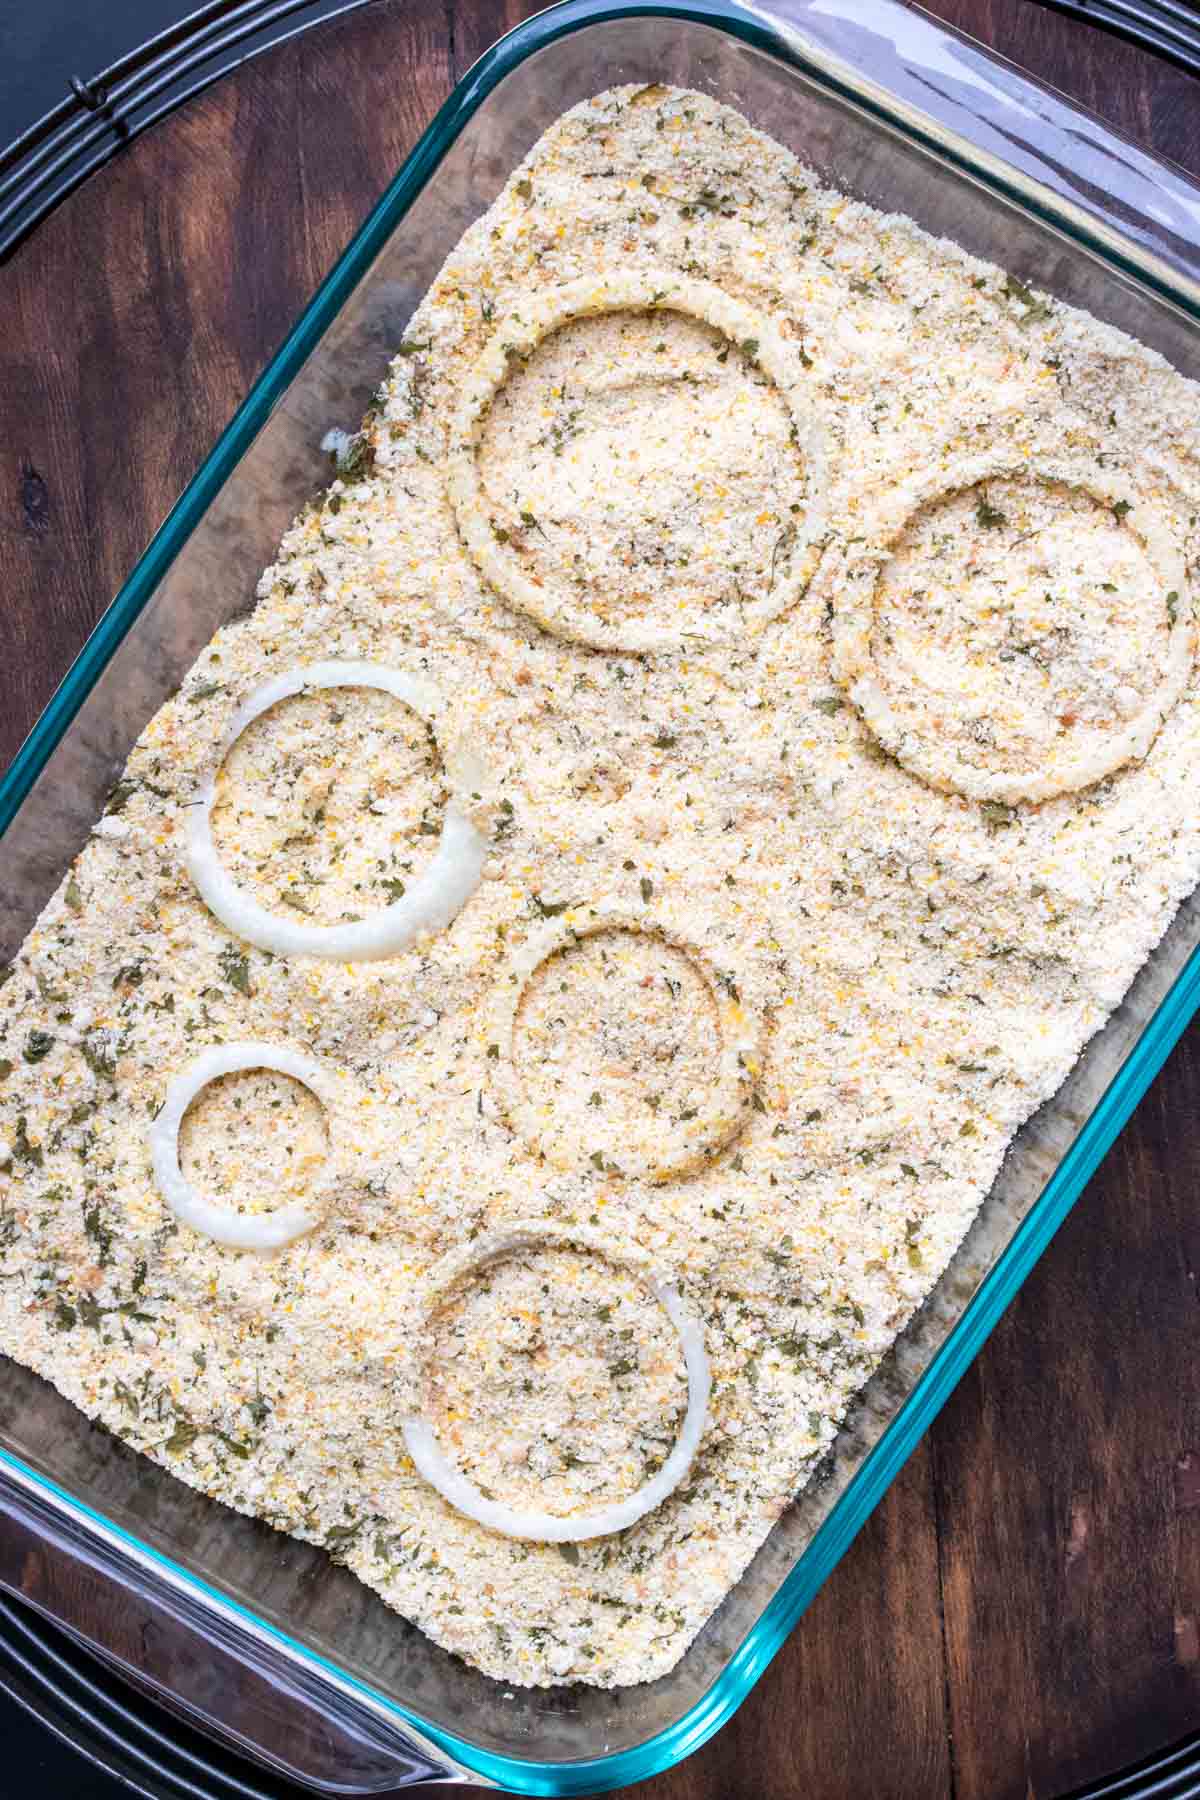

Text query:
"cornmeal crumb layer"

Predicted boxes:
[[2, 84, 1199, 1689]]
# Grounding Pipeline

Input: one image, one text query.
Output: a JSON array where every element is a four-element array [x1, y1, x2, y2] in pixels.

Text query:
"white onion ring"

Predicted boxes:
[[446, 269, 826, 653], [186, 661, 487, 959], [150, 1043, 330, 1251], [402, 1223, 711, 1542]]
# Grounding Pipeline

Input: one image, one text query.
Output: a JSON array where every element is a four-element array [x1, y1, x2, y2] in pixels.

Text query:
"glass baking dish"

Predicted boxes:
[[3, 0, 1200, 1790]]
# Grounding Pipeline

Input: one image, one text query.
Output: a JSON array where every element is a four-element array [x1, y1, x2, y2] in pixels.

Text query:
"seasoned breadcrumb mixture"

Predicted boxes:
[[2, 84, 1200, 1689], [208, 687, 448, 926]]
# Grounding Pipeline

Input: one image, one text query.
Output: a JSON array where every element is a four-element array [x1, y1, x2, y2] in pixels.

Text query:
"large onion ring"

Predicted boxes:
[[826, 454, 1194, 805], [446, 269, 826, 653], [486, 903, 760, 1182], [150, 1043, 331, 1251], [402, 1222, 710, 1542], [186, 661, 487, 959]]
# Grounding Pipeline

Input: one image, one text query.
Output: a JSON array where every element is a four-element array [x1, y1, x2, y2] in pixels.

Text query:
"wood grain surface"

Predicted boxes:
[[2, 3, 1200, 1796]]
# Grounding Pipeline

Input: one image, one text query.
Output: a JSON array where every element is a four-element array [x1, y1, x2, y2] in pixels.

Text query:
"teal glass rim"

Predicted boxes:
[[3, 1, 1200, 1791]]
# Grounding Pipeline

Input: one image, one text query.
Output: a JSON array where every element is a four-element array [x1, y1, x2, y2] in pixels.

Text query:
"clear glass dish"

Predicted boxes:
[[2, 0, 1200, 1790]]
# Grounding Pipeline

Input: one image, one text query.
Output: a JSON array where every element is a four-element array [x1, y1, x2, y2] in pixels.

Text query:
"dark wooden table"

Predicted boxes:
[[2, 3, 1200, 1796]]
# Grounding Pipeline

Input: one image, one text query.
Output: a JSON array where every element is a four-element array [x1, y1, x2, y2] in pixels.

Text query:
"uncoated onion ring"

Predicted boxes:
[[186, 661, 487, 960], [150, 1042, 331, 1251]]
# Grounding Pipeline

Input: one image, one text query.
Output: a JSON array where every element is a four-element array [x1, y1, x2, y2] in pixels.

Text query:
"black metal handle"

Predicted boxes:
[[0, 0, 377, 263], [1062, 1729, 1200, 1799], [1031, 0, 1200, 80]]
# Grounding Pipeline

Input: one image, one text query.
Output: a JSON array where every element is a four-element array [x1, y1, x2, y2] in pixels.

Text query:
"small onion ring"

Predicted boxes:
[[486, 903, 761, 1182], [402, 1222, 710, 1542], [150, 1043, 331, 1251], [446, 269, 826, 653], [186, 661, 487, 959], [826, 454, 1194, 805]]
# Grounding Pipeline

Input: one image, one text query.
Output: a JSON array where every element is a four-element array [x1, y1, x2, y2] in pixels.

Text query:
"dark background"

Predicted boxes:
[[4, 1697, 117, 1797], [0, 0, 366, 163], [0, 3, 200, 151]]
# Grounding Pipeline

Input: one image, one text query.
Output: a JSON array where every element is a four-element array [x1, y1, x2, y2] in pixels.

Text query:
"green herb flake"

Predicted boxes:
[[326, 1520, 361, 1548], [105, 778, 139, 815], [905, 1218, 924, 1269], [1002, 274, 1053, 324], [84, 1202, 114, 1266], [218, 946, 253, 996], [165, 1418, 200, 1455], [81, 1031, 116, 1081], [333, 436, 376, 482], [774, 1332, 809, 1367], [13, 1117, 42, 1166], [981, 800, 1016, 829], [23, 1030, 54, 1065], [78, 1295, 104, 1331]]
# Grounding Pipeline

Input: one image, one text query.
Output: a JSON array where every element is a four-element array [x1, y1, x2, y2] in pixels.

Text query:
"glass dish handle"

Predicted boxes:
[[0, 1464, 469, 1793], [750, 0, 1200, 290]]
